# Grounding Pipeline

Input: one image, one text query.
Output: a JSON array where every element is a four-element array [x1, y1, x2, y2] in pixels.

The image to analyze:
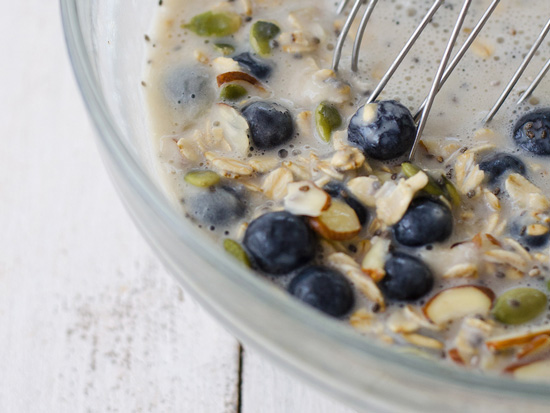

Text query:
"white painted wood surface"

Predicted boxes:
[[0, 2, 358, 412]]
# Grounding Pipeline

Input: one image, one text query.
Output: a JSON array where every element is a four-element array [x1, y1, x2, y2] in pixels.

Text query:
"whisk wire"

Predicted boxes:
[[410, 0, 473, 160], [484, 16, 550, 123], [413, 0, 501, 121], [332, 0, 364, 72], [517, 57, 550, 105], [366, 0, 444, 104], [351, 0, 380, 72], [334, 0, 549, 158]]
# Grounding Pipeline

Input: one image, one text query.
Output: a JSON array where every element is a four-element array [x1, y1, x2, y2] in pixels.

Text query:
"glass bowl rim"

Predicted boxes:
[[60, 0, 550, 406]]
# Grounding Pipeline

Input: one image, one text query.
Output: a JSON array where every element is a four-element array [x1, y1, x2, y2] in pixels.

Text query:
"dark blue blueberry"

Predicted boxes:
[[511, 221, 550, 249], [348, 100, 416, 160], [479, 153, 526, 184], [323, 182, 368, 226], [513, 109, 550, 155], [242, 101, 294, 149], [188, 186, 245, 226], [393, 198, 453, 247], [288, 266, 354, 317], [164, 66, 214, 117], [243, 211, 316, 275], [233, 52, 272, 79], [380, 252, 434, 301]]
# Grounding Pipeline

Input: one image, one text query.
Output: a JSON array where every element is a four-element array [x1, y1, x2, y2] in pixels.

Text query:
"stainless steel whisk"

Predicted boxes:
[[332, 0, 550, 160]]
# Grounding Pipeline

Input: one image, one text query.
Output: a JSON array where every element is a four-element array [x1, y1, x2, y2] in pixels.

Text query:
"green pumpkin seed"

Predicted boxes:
[[213, 42, 235, 55], [220, 84, 247, 101], [315, 102, 342, 142], [492, 288, 547, 325], [401, 162, 444, 197], [223, 239, 251, 267], [442, 176, 461, 206], [184, 170, 221, 188], [184, 11, 241, 37], [250, 21, 280, 56]]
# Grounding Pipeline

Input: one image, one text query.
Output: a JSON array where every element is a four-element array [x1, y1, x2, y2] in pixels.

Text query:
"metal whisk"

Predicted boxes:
[[332, 0, 550, 160], [484, 17, 550, 123]]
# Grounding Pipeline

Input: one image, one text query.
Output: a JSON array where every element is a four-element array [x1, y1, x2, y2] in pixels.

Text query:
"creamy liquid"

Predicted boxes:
[[143, 0, 550, 374]]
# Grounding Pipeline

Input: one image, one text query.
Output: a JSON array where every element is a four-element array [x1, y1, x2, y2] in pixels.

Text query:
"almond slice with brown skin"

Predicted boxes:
[[361, 237, 390, 282], [284, 181, 331, 217], [516, 335, 550, 360], [504, 358, 550, 381], [423, 285, 495, 325], [448, 348, 466, 365], [486, 326, 550, 351], [309, 200, 361, 241], [216, 71, 266, 91]]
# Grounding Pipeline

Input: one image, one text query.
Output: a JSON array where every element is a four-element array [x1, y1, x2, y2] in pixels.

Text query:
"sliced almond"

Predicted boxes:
[[212, 57, 241, 74], [216, 71, 265, 91], [423, 285, 495, 325], [486, 326, 550, 351], [361, 237, 390, 282], [516, 335, 550, 360], [448, 348, 466, 365], [284, 181, 331, 217], [309, 200, 361, 240], [504, 358, 550, 381]]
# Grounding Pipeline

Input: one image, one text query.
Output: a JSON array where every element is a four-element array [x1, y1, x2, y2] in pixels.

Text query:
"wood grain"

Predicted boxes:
[[241, 349, 357, 413], [0, 3, 240, 412]]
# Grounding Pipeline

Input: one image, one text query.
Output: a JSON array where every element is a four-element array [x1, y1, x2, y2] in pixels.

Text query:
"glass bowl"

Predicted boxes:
[[60, 1, 550, 411]]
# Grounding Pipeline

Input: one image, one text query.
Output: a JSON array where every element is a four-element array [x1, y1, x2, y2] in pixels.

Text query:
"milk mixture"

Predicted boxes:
[[143, 0, 550, 379]]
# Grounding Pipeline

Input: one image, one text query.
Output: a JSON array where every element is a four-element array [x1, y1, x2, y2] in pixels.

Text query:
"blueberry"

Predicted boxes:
[[188, 186, 245, 226], [233, 52, 272, 79], [393, 198, 453, 247], [479, 153, 526, 184], [513, 109, 550, 155], [380, 252, 434, 301], [242, 102, 294, 149], [511, 221, 550, 249], [243, 211, 316, 275], [348, 100, 416, 160], [323, 182, 368, 226], [164, 66, 214, 118], [288, 266, 354, 317]]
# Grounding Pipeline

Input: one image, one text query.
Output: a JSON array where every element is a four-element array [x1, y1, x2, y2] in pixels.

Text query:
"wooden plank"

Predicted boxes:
[[0, 2, 240, 412], [241, 348, 358, 413]]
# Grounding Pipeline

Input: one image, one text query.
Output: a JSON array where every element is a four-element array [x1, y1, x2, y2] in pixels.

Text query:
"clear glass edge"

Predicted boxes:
[[59, 0, 550, 406]]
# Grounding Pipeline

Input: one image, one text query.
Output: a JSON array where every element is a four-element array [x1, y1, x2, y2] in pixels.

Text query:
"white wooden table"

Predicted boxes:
[[0, 2, 358, 412]]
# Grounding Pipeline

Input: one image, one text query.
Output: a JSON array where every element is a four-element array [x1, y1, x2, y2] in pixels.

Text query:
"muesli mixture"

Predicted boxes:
[[143, 0, 550, 380]]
